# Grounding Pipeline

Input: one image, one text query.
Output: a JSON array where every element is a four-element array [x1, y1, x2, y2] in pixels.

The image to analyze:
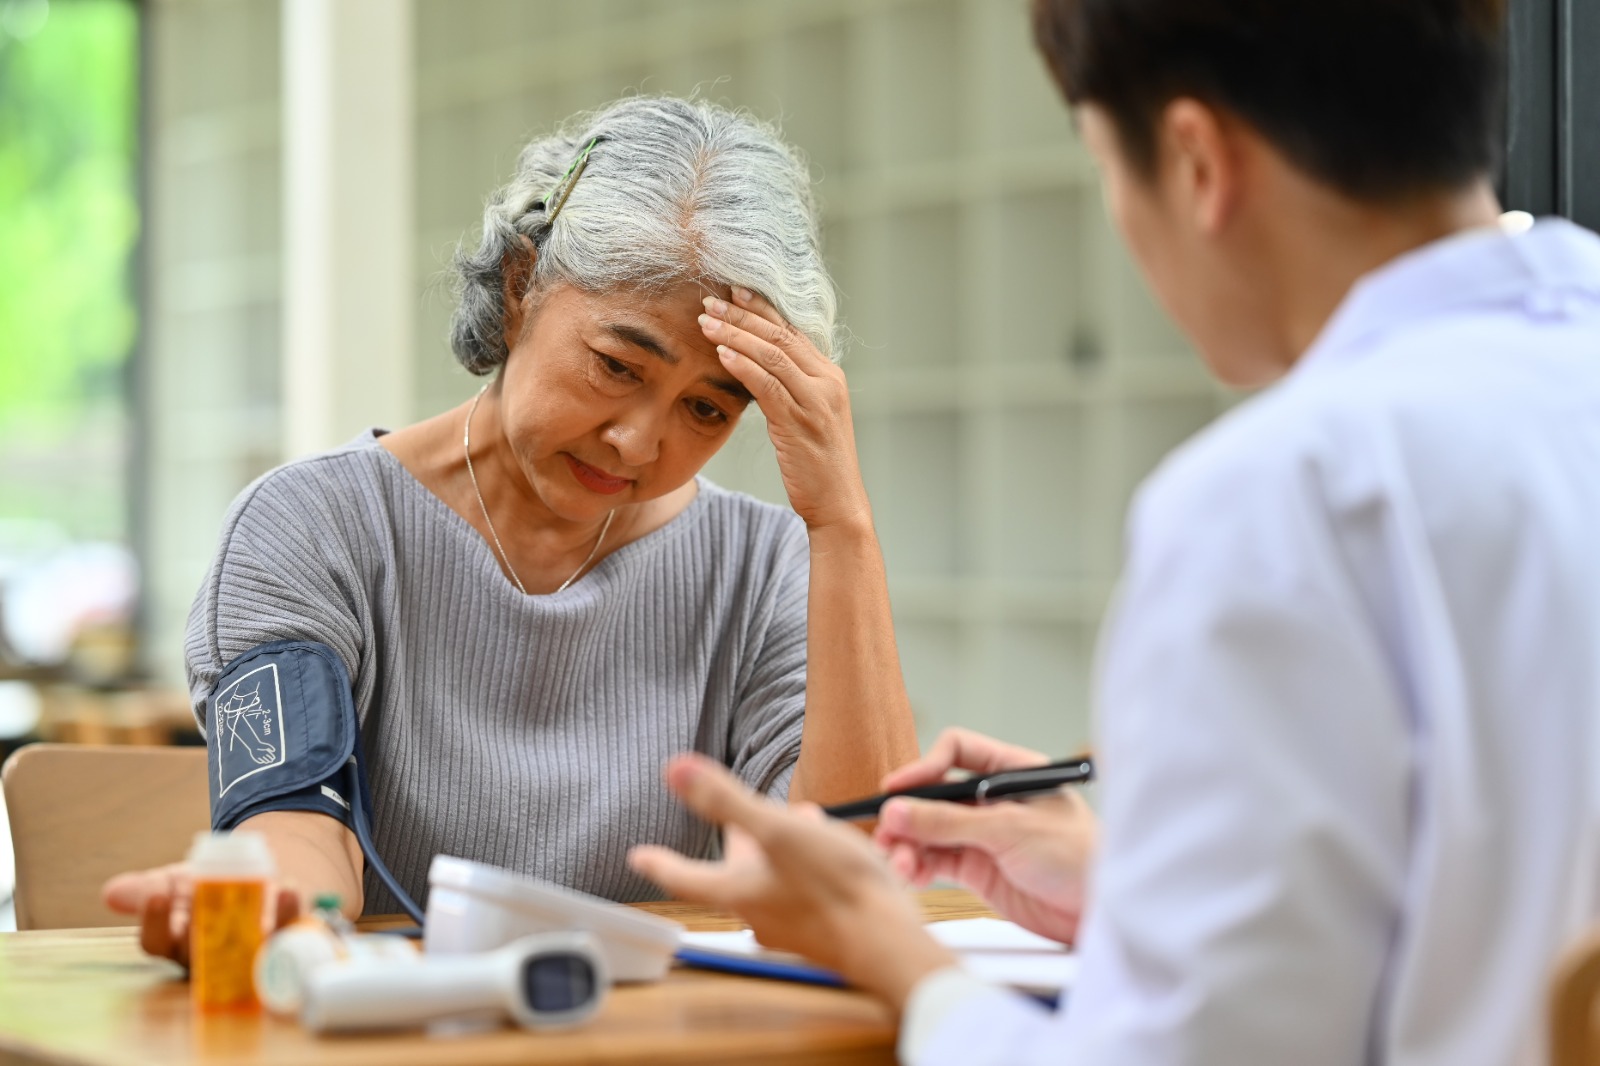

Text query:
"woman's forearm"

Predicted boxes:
[[692, 288, 920, 803], [790, 517, 921, 805], [238, 810, 367, 918]]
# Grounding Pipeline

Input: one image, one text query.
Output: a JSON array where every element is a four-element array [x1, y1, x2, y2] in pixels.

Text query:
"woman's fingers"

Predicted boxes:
[[708, 290, 811, 364], [138, 891, 182, 965], [103, 864, 180, 914], [272, 885, 301, 933], [102, 870, 153, 915], [113, 865, 314, 968], [880, 727, 1051, 793], [700, 285, 840, 395], [713, 342, 786, 409], [700, 305, 808, 397], [106, 865, 195, 966], [728, 287, 831, 366], [111, 865, 305, 966]]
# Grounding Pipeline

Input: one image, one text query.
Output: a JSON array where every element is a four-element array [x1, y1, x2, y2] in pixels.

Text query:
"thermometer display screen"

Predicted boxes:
[[522, 952, 598, 1014]]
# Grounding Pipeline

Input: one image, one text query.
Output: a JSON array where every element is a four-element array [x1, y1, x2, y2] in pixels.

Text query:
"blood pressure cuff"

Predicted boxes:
[[206, 640, 370, 833]]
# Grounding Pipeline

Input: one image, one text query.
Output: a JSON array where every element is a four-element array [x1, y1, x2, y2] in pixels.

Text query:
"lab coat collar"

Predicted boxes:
[[1296, 217, 1600, 377]]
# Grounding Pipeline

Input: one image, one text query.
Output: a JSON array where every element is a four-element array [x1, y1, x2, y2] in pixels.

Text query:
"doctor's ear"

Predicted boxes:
[[1156, 98, 1241, 237], [500, 235, 538, 351]]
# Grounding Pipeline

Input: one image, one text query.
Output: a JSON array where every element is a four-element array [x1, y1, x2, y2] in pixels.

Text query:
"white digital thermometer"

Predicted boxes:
[[300, 931, 608, 1033]]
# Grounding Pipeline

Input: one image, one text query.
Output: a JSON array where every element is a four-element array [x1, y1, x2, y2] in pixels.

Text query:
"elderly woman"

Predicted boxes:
[[105, 95, 916, 957]]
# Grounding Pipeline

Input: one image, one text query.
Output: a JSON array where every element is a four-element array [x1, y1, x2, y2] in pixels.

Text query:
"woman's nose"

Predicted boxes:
[[600, 410, 663, 467]]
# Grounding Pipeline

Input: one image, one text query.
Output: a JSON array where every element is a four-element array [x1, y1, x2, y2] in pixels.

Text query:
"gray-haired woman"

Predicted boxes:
[[104, 95, 918, 960]]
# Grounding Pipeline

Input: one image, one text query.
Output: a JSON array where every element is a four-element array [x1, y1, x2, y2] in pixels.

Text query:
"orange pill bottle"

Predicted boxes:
[[188, 831, 275, 1012]]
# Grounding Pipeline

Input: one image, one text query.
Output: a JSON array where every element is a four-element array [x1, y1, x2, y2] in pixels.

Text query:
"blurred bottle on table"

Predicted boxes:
[[188, 831, 273, 1013]]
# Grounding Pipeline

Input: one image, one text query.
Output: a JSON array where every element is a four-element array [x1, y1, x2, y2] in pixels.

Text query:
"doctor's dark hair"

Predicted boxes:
[[1030, 0, 1507, 201], [449, 95, 841, 375]]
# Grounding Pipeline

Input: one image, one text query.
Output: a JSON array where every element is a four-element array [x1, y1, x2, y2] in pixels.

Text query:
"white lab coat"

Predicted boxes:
[[901, 219, 1600, 1066]]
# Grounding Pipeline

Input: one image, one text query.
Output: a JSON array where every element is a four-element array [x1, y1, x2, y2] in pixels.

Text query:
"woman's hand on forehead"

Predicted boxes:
[[698, 288, 870, 533]]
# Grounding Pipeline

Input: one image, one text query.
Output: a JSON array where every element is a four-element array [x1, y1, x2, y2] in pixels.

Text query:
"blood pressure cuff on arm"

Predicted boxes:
[[206, 640, 368, 832]]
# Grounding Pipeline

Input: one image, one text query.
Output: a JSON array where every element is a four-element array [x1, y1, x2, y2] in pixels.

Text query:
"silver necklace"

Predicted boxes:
[[464, 385, 615, 595]]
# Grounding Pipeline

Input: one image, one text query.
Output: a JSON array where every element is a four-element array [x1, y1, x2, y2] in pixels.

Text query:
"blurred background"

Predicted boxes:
[[1, 0, 1593, 925]]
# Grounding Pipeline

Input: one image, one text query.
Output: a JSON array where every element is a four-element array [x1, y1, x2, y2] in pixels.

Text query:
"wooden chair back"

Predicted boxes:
[[1, 744, 209, 930], [1552, 925, 1600, 1066]]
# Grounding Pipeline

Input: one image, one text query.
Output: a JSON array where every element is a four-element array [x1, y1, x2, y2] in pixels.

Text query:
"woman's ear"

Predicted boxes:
[[500, 235, 538, 352]]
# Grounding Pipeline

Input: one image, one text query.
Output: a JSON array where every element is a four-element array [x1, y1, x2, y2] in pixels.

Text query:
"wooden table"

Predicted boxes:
[[0, 890, 992, 1065]]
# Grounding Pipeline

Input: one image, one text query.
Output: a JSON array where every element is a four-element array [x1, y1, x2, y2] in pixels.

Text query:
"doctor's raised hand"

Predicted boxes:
[[629, 753, 961, 1014]]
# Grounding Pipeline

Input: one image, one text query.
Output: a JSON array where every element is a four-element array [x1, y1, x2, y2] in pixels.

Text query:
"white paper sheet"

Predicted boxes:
[[678, 917, 1077, 995]]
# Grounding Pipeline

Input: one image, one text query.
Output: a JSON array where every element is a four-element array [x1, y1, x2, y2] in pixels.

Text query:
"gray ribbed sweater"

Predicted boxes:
[[184, 431, 808, 913]]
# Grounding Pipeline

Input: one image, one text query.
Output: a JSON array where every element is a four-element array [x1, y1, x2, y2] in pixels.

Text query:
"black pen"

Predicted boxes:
[[822, 757, 1095, 822]]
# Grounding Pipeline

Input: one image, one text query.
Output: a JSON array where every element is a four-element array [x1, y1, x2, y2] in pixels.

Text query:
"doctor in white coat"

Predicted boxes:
[[629, 0, 1600, 1063]]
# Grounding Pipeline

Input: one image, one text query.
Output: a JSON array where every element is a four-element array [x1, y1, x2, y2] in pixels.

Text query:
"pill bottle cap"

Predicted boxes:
[[187, 830, 275, 879]]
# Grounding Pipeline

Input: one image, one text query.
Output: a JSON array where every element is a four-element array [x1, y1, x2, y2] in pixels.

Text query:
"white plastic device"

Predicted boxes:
[[255, 923, 418, 1015], [299, 931, 608, 1033], [424, 855, 682, 982]]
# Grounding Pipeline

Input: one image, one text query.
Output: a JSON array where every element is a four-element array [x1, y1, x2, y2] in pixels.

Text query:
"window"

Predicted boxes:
[[0, 0, 140, 671]]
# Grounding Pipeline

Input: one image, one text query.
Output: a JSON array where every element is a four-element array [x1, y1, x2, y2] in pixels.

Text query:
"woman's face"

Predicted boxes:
[[498, 279, 752, 522]]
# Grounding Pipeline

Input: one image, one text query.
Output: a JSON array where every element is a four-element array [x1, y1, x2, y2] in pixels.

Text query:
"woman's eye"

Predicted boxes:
[[597, 353, 638, 381], [687, 398, 728, 425]]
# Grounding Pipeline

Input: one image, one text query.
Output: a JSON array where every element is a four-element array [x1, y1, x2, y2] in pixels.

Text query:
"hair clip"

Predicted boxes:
[[542, 137, 605, 224]]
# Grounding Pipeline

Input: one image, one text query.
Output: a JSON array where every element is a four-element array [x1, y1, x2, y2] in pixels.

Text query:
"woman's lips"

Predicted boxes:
[[563, 453, 632, 495]]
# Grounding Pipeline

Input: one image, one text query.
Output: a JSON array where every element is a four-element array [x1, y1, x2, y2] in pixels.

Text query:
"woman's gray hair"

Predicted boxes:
[[450, 95, 841, 374]]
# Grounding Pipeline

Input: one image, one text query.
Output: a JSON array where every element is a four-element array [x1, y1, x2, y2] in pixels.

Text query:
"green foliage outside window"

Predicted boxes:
[[0, 0, 138, 541]]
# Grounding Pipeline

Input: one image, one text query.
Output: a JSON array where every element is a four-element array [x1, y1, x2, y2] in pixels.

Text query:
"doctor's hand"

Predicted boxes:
[[628, 754, 958, 1013], [874, 728, 1098, 946], [698, 289, 870, 533], [101, 862, 301, 968]]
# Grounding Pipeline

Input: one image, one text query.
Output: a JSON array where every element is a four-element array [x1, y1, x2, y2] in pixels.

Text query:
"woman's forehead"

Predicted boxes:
[[551, 281, 727, 364], [549, 277, 728, 317]]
